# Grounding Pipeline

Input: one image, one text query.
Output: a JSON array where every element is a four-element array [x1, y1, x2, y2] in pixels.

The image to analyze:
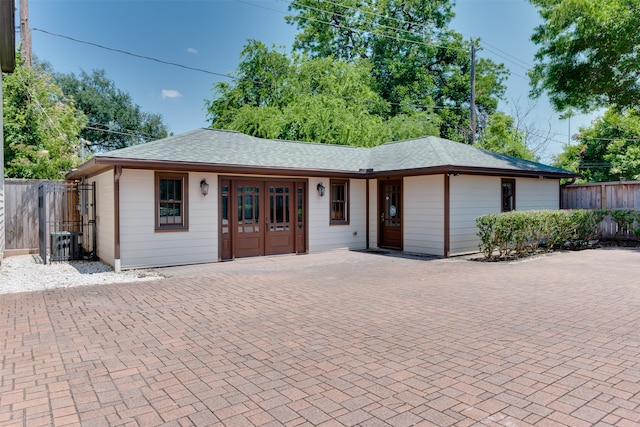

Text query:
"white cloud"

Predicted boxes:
[[187, 47, 198, 54], [161, 89, 182, 99]]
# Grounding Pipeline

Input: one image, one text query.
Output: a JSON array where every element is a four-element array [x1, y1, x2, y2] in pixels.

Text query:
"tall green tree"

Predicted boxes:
[[474, 112, 537, 161], [54, 69, 169, 152], [3, 58, 86, 179], [286, 0, 508, 142], [206, 40, 440, 146], [553, 108, 640, 181], [529, 0, 640, 112]]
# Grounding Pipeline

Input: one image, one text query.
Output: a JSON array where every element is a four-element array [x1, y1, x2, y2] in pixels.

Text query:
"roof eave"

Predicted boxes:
[[369, 165, 581, 179], [66, 158, 581, 181], [66, 157, 368, 180]]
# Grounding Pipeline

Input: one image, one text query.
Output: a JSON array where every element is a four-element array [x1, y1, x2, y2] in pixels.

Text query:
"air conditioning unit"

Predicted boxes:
[[50, 232, 82, 261]]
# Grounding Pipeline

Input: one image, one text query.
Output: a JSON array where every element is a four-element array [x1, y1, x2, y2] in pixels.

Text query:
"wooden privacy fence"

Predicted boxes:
[[561, 181, 640, 240], [4, 179, 47, 255]]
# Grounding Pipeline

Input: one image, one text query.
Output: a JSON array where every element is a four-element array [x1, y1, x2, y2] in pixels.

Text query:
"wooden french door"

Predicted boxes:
[[220, 178, 306, 260], [235, 181, 263, 258], [265, 181, 294, 255], [379, 179, 402, 249]]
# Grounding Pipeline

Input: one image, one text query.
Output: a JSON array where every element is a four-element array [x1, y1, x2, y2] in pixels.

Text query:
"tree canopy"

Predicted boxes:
[[553, 108, 640, 182], [54, 69, 169, 152], [529, 0, 640, 113], [286, 0, 508, 142], [3, 59, 86, 179], [207, 0, 510, 147], [474, 112, 537, 161], [206, 40, 440, 146]]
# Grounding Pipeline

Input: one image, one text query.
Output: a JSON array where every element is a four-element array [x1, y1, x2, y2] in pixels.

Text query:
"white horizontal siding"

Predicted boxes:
[[449, 175, 501, 256], [308, 178, 367, 253], [404, 175, 445, 256], [517, 178, 560, 210], [119, 170, 218, 269], [449, 176, 563, 256], [92, 170, 115, 267]]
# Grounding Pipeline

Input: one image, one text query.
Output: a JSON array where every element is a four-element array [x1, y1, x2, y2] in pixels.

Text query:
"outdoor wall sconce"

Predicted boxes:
[[317, 182, 326, 197], [200, 179, 210, 196]]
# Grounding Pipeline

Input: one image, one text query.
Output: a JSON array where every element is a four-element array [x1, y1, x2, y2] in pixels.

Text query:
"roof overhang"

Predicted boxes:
[[368, 165, 581, 180], [65, 157, 371, 180], [67, 157, 581, 181]]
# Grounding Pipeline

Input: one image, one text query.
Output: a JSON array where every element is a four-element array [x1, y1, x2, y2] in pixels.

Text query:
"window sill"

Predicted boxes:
[[155, 226, 189, 232]]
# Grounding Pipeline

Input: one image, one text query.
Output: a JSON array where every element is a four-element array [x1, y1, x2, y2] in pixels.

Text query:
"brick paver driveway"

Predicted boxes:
[[2, 248, 640, 426]]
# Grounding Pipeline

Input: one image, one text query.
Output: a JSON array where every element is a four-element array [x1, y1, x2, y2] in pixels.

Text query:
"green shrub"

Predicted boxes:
[[476, 214, 499, 259], [609, 209, 638, 240], [476, 209, 613, 260]]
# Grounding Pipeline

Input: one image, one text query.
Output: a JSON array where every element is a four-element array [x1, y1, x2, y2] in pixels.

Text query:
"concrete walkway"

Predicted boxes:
[[1, 248, 640, 426]]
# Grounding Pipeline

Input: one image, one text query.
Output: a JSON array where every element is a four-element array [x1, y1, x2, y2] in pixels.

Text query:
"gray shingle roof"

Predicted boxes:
[[102, 128, 368, 172], [95, 128, 576, 177], [368, 137, 570, 174]]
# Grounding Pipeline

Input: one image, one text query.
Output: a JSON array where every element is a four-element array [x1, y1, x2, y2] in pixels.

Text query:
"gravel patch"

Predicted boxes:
[[0, 255, 164, 295]]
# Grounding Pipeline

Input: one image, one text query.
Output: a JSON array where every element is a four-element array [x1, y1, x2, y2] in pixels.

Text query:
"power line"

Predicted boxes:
[[477, 43, 530, 80], [281, 0, 535, 79], [283, 0, 456, 50], [34, 26, 470, 113], [32, 27, 236, 80], [290, 0, 434, 33], [85, 124, 156, 140], [33, 18, 537, 124], [479, 40, 532, 70], [237, 0, 466, 54]]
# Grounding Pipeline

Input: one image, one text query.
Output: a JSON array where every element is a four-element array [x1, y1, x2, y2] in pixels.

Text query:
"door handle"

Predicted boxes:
[[381, 213, 385, 223]]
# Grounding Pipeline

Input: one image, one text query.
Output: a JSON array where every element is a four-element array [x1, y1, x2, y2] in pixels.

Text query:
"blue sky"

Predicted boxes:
[[27, 0, 596, 162]]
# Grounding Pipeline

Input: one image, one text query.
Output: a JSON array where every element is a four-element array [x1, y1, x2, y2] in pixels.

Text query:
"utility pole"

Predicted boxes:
[[20, 0, 32, 67], [560, 109, 574, 145], [469, 38, 476, 145]]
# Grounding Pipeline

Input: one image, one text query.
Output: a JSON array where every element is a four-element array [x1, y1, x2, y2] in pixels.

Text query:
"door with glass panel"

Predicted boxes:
[[234, 181, 263, 258], [265, 182, 295, 255], [220, 178, 306, 260], [379, 179, 402, 249]]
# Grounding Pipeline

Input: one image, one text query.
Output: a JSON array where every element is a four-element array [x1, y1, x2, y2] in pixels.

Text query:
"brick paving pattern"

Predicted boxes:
[[1, 247, 640, 426]]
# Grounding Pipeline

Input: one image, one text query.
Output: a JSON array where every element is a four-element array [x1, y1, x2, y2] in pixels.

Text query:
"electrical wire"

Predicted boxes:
[[283, 0, 454, 49], [32, 27, 237, 80], [34, 26, 471, 112], [236, 0, 466, 54], [281, 0, 535, 78], [32, 9, 559, 137], [84, 125, 155, 140]]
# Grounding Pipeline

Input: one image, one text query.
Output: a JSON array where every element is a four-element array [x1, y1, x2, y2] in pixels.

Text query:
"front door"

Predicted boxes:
[[379, 179, 402, 249]]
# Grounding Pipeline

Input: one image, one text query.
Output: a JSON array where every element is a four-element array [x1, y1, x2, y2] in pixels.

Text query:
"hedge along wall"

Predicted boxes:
[[475, 209, 639, 260]]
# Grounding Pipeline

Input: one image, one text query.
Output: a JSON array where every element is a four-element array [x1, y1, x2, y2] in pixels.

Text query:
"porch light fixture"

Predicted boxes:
[[317, 182, 326, 197], [200, 179, 210, 196]]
